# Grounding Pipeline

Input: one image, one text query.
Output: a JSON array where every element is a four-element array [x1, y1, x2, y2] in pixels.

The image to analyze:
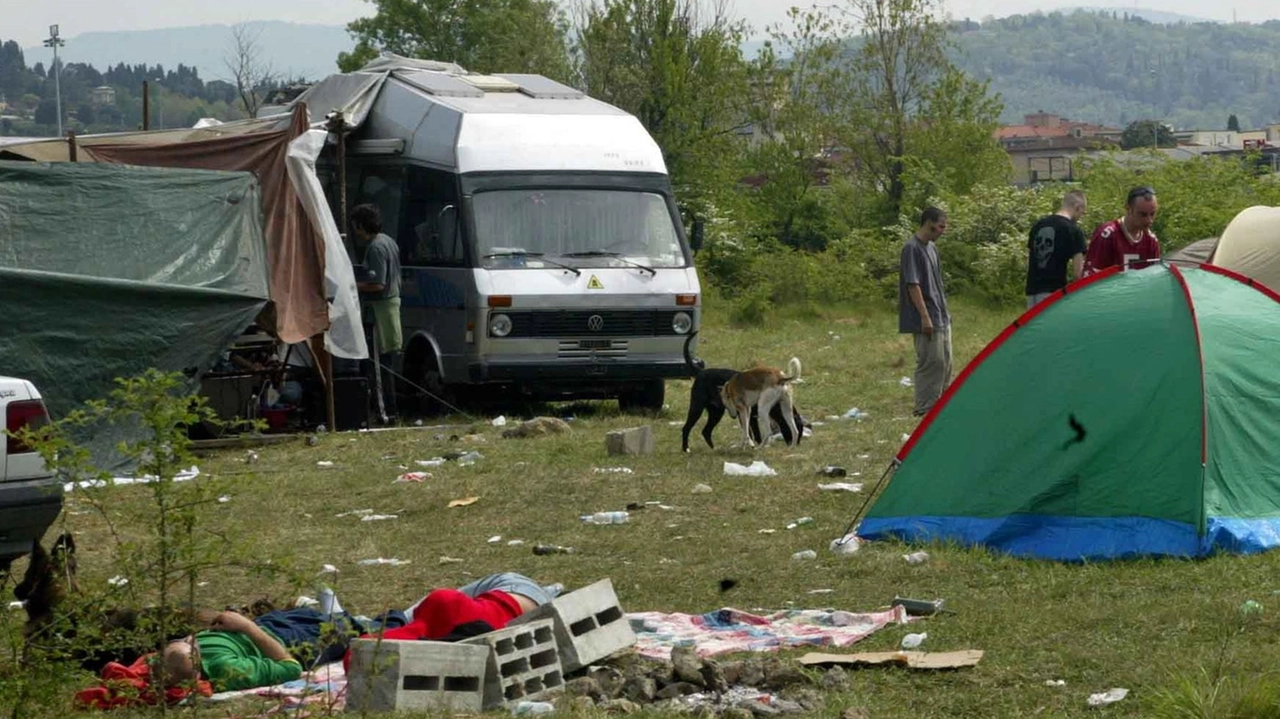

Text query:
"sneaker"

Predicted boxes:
[[542, 583, 565, 599]]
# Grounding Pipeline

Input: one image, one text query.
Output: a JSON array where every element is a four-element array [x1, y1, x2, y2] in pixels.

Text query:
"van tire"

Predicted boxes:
[[618, 379, 664, 414], [408, 345, 454, 417]]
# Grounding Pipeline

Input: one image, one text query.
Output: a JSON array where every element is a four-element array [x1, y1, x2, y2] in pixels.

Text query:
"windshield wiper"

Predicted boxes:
[[483, 251, 581, 276], [561, 250, 656, 276]]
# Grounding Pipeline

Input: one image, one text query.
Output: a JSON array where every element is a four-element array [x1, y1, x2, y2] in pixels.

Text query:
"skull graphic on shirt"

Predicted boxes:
[[1034, 226, 1056, 270]]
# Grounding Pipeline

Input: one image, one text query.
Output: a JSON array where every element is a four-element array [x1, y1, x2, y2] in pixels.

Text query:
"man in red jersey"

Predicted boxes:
[[1084, 186, 1161, 274]]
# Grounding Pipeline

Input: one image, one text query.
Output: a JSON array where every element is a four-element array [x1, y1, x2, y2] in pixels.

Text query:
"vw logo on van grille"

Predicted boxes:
[[587, 314, 605, 332]]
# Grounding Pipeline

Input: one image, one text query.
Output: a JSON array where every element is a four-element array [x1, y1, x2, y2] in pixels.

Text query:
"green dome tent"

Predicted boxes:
[[857, 263, 1280, 560]]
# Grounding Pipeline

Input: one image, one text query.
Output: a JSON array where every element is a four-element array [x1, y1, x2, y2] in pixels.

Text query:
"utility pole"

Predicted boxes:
[[43, 24, 65, 138]]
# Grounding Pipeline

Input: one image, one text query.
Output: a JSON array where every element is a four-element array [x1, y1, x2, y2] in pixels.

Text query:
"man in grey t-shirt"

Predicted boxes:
[[352, 203, 402, 422], [899, 207, 952, 417]]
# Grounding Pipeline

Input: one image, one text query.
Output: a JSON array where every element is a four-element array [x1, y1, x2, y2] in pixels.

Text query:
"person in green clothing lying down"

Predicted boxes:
[[162, 609, 302, 692]]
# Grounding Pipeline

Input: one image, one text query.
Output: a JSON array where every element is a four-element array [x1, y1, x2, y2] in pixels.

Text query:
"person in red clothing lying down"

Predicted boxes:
[[344, 573, 564, 665]]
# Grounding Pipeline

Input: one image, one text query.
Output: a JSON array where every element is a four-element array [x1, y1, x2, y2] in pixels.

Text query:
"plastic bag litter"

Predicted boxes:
[[843, 408, 870, 420], [691, 483, 713, 494], [818, 482, 863, 492], [317, 461, 335, 468], [829, 534, 861, 556], [1087, 688, 1129, 707], [416, 458, 447, 467], [593, 467, 634, 474], [903, 551, 930, 564], [899, 376, 914, 387], [395, 472, 430, 483], [492, 415, 508, 427], [319, 564, 339, 574], [487, 535, 503, 544], [458, 451, 484, 466], [723, 460, 777, 477], [1045, 680, 1066, 687], [791, 549, 817, 561], [335, 509, 374, 518], [361, 514, 398, 521], [358, 557, 412, 566], [900, 632, 927, 649]]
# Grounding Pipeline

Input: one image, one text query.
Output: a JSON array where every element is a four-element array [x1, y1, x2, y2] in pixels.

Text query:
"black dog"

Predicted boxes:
[[681, 332, 808, 452]]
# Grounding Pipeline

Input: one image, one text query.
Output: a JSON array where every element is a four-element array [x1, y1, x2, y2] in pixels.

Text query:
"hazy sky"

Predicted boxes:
[[7, 0, 1280, 48]]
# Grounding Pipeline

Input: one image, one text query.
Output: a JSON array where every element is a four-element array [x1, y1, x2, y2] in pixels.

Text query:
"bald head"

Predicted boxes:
[[1060, 190, 1087, 221]]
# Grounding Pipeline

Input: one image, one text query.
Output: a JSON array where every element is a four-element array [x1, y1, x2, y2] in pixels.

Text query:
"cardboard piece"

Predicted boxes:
[[798, 650, 983, 670]]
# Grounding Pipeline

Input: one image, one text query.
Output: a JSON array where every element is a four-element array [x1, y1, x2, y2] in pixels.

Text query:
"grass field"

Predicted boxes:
[[7, 296, 1280, 718]]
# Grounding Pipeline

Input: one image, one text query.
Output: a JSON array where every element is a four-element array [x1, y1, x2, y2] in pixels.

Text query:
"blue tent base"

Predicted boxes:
[[858, 514, 1280, 561]]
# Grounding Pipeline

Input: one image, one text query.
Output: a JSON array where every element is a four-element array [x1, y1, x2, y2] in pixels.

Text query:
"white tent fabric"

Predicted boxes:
[[286, 129, 368, 360], [1210, 206, 1280, 291]]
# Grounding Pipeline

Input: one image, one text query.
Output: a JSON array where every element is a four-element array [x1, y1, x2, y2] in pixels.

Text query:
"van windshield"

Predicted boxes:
[[472, 189, 687, 270]]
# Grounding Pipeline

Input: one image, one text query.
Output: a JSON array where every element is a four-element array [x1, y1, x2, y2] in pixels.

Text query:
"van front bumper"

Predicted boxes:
[[469, 360, 694, 383]]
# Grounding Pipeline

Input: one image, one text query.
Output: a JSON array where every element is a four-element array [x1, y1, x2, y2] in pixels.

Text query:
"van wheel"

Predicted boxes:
[[618, 379, 664, 414], [415, 352, 455, 417]]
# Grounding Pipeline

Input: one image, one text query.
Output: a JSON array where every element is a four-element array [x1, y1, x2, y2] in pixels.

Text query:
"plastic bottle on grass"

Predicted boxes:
[[582, 511, 630, 525]]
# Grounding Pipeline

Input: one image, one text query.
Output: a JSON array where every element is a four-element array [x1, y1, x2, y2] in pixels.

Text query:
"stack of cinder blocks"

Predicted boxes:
[[511, 578, 637, 672], [345, 579, 637, 713]]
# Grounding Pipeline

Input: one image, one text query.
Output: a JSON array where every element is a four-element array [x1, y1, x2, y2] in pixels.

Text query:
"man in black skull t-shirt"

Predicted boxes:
[[1026, 190, 1088, 309]]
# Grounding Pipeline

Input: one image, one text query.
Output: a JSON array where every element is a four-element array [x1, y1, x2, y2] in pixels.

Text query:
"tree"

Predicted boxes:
[[338, 0, 573, 81], [835, 0, 954, 220], [225, 23, 275, 118], [1120, 119, 1176, 149], [1228, 113, 1241, 131], [574, 0, 752, 212]]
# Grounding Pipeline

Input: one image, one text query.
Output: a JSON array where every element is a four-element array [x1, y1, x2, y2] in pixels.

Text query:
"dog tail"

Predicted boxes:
[[784, 357, 803, 383], [683, 330, 706, 372]]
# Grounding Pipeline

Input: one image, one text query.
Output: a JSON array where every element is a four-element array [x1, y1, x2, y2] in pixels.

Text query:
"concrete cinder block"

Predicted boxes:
[[345, 638, 491, 714], [463, 617, 564, 708], [512, 578, 637, 673], [605, 426, 655, 455]]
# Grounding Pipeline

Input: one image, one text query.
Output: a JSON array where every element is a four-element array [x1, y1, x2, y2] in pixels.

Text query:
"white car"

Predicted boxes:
[[0, 376, 60, 572]]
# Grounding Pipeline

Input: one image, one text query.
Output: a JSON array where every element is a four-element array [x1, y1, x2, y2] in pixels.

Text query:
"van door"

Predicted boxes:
[[398, 166, 472, 388]]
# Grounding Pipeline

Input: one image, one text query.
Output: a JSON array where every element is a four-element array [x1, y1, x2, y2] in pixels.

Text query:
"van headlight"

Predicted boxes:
[[489, 313, 513, 337], [672, 312, 693, 334]]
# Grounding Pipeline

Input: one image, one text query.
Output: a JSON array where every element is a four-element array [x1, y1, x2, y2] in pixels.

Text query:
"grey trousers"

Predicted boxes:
[[912, 326, 953, 416], [1026, 292, 1053, 309]]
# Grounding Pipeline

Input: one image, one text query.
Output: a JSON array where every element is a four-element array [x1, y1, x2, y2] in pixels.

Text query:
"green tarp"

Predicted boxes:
[[0, 162, 270, 454]]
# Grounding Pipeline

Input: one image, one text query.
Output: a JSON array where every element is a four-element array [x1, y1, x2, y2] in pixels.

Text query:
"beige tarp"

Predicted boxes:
[[1168, 237, 1219, 265], [1210, 206, 1280, 291]]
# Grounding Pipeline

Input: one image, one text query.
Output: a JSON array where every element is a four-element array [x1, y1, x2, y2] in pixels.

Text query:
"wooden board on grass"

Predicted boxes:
[[798, 650, 983, 670]]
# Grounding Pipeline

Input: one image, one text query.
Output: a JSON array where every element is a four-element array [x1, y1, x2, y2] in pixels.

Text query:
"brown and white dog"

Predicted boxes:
[[720, 358, 803, 448]]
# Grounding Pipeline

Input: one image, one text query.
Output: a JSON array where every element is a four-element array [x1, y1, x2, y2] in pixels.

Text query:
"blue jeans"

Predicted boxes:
[[254, 607, 408, 667]]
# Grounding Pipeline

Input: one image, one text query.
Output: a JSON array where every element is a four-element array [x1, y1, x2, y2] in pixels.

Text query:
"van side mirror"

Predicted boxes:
[[691, 218, 705, 252]]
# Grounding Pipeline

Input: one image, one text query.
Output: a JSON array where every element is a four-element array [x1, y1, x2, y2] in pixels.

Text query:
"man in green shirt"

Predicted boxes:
[[162, 610, 301, 692]]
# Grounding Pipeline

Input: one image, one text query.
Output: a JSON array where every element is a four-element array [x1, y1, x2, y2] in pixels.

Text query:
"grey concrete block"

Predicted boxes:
[[345, 638, 491, 713], [463, 617, 564, 708], [605, 426, 655, 455], [512, 578, 637, 673]]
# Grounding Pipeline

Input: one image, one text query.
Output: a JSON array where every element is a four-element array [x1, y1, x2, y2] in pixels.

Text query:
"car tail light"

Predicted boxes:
[[6, 399, 49, 455]]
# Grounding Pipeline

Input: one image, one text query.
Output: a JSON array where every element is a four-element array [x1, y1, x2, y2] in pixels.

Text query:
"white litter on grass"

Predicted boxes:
[[394, 472, 430, 483], [108, 576, 129, 587], [488, 535, 503, 544], [358, 557, 412, 566], [691, 483, 713, 494], [808, 588, 834, 595], [829, 534, 862, 556], [336, 509, 374, 518], [492, 415, 508, 427], [1045, 680, 1066, 687], [759, 529, 777, 534], [899, 376, 914, 387], [593, 467, 634, 474], [1087, 688, 1129, 707], [361, 514, 399, 521], [843, 408, 869, 420], [320, 564, 339, 574], [65, 466, 202, 493], [723, 460, 777, 477], [507, 539, 525, 546], [858, 454, 872, 460], [791, 550, 817, 561], [458, 451, 484, 466], [901, 434, 911, 443], [217, 495, 231, 503], [317, 461, 335, 468], [416, 458, 447, 467], [903, 551, 930, 564], [295, 595, 319, 608], [667, 421, 683, 426], [439, 556, 464, 565], [818, 482, 864, 492], [900, 632, 927, 649], [8, 600, 26, 610]]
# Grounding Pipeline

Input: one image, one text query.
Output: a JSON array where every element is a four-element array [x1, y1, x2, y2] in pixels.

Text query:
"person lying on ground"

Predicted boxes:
[[162, 592, 406, 692], [343, 573, 564, 667]]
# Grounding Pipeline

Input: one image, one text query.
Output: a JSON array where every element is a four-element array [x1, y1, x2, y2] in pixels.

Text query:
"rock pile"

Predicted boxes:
[[553, 647, 849, 717]]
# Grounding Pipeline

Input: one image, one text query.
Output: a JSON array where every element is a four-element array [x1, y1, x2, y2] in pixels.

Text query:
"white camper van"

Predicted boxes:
[[299, 59, 701, 411]]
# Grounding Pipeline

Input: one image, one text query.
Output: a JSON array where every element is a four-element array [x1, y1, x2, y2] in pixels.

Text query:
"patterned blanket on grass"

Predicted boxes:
[[625, 606, 912, 659], [206, 660, 348, 714]]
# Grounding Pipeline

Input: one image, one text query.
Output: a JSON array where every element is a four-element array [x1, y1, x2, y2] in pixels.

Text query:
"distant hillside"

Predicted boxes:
[[23, 21, 351, 84], [1063, 7, 1215, 24], [952, 11, 1280, 130]]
